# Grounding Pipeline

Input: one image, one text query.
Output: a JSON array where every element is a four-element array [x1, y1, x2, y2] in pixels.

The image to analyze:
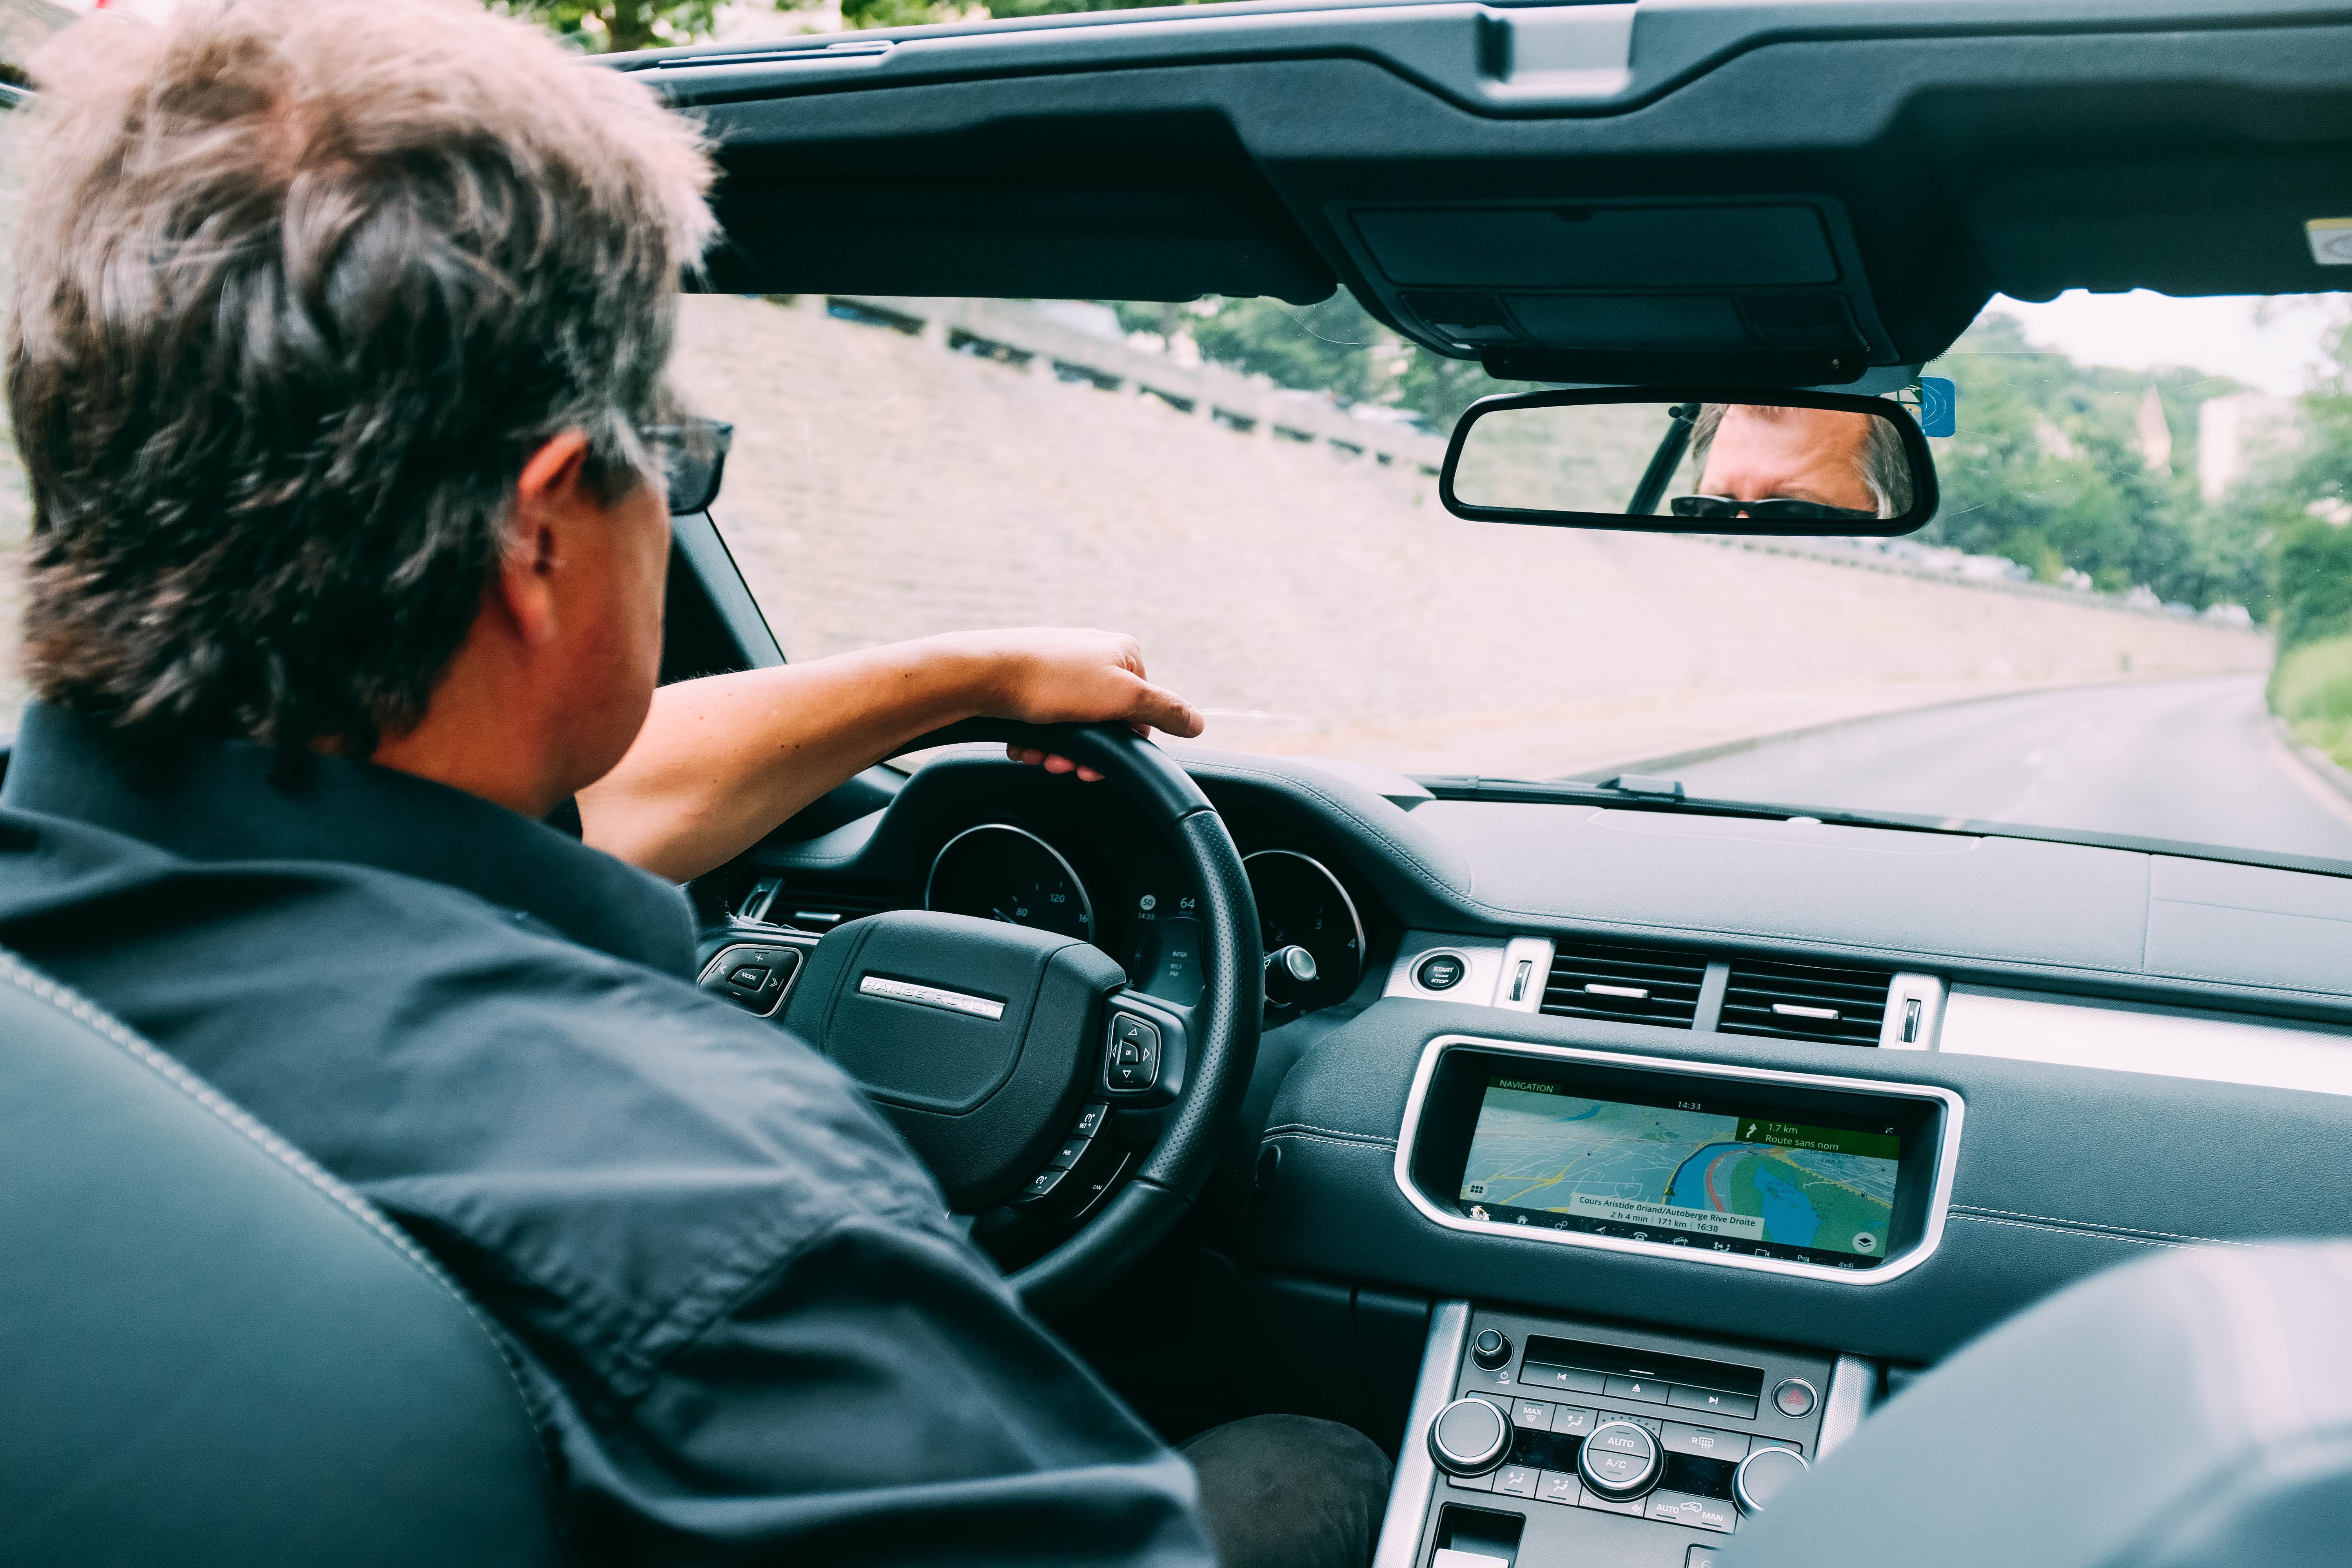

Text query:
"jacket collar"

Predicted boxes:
[[0, 701, 693, 977]]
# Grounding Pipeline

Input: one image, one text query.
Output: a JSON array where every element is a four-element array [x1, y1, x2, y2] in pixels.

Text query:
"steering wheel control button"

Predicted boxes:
[[1415, 952, 1467, 991], [1045, 1137, 1088, 1170], [697, 945, 803, 1017], [1015, 1165, 1070, 1202], [1771, 1378, 1818, 1418], [1471, 1328, 1513, 1370], [1603, 1374, 1671, 1405], [1669, 1385, 1760, 1421], [1104, 1013, 1162, 1092], [1733, 1445, 1811, 1515], [1648, 1492, 1737, 1534], [1428, 1397, 1513, 1475], [1577, 1421, 1662, 1500]]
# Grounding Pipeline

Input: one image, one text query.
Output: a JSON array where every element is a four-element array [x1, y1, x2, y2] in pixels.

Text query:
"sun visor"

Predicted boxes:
[[1337, 198, 1896, 387]]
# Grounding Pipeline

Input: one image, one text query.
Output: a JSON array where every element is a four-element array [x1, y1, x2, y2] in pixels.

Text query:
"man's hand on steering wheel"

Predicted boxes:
[[964, 627, 1206, 781]]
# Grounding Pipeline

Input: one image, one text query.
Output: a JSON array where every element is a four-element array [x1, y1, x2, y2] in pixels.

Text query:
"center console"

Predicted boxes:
[[1376, 1302, 1870, 1568], [1371, 1037, 1960, 1564]]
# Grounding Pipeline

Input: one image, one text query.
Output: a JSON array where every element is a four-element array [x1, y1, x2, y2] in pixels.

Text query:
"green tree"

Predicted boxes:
[[489, 0, 726, 52]]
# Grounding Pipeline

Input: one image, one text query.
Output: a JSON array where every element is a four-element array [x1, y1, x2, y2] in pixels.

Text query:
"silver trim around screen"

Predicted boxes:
[[1370, 1299, 1470, 1568], [924, 822, 1096, 943], [1241, 849, 1368, 988], [1391, 1035, 1964, 1288], [857, 974, 1007, 1021]]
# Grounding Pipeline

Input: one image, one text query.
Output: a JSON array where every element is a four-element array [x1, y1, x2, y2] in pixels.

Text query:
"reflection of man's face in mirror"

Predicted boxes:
[[1695, 405, 1880, 514]]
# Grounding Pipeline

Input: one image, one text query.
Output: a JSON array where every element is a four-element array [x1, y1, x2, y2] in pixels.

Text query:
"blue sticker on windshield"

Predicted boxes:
[[1915, 376, 1957, 437]]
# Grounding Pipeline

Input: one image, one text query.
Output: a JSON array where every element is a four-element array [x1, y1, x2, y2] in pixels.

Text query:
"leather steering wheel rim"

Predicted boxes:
[[904, 719, 1263, 1316]]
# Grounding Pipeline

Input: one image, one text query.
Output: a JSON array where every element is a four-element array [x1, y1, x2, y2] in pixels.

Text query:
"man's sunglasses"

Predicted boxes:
[[1671, 494, 1879, 523], [641, 419, 734, 515]]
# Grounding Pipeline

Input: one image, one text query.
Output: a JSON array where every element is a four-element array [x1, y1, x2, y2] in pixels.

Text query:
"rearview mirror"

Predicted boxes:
[[1440, 387, 1937, 536]]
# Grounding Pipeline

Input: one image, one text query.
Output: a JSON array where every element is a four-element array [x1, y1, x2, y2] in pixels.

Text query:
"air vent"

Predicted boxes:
[[1719, 958, 1892, 1046], [1539, 941, 1709, 1028], [737, 877, 900, 933]]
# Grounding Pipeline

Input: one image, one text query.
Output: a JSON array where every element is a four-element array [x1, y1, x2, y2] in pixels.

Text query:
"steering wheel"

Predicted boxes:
[[779, 720, 1263, 1315]]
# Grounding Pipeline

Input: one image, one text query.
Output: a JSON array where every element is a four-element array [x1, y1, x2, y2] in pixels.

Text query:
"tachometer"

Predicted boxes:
[[1244, 850, 1365, 1018], [925, 824, 1095, 942]]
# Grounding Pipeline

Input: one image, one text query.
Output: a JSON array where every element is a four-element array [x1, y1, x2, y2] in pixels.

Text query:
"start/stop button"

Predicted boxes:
[[1416, 952, 1467, 991]]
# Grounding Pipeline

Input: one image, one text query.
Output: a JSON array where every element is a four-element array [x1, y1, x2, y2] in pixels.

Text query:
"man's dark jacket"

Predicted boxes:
[[0, 701, 1211, 1566]]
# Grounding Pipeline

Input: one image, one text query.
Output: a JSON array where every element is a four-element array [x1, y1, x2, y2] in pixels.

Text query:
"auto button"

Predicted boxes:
[[1576, 1419, 1661, 1501]]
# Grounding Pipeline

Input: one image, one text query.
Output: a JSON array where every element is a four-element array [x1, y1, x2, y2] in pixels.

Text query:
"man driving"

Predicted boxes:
[[0, 1, 1387, 1563], [1672, 402, 1914, 524]]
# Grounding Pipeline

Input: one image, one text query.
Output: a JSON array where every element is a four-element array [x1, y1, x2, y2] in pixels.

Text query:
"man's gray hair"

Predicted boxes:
[[7, 0, 715, 759], [1686, 402, 1915, 518]]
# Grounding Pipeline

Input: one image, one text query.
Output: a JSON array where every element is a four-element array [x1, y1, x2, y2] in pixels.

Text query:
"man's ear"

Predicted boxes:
[[494, 431, 595, 647]]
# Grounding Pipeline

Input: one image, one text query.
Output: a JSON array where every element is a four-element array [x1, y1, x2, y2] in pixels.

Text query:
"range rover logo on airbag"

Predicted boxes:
[[857, 974, 1007, 1021]]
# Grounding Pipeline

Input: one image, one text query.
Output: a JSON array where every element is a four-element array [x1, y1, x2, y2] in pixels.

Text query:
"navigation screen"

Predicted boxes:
[[1457, 1076, 1902, 1268]]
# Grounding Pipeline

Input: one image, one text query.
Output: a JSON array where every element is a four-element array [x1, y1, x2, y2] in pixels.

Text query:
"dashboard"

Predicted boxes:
[[702, 739, 2352, 1565]]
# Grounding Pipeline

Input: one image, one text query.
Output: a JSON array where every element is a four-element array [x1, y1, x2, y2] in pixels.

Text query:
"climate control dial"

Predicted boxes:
[[1427, 1397, 1514, 1476], [1576, 1420, 1662, 1500]]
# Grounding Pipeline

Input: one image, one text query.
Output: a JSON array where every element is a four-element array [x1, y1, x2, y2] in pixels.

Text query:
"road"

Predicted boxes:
[[1659, 674, 2352, 863]]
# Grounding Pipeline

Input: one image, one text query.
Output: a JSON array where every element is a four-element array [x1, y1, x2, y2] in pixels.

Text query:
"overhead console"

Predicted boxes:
[[1334, 196, 1901, 387], [1396, 1037, 1962, 1285]]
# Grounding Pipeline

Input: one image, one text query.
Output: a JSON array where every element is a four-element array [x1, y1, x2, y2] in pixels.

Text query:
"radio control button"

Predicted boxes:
[[1669, 1385, 1760, 1420], [1604, 1375, 1671, 1405], [1521, 1360, 1605, 1394], [1471, 1329, 1512, 1370]]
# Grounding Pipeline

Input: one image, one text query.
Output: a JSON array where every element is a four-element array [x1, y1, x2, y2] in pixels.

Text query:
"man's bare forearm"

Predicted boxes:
[[576, 629, 1201, 883]]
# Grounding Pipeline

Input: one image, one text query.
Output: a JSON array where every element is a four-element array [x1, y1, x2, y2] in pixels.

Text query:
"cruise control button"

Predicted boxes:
[[1536, 1470, 1580, 1506], [1648, 1492, 1737, 1534], [1663, 1423, 1749, 1461], [1016, 1166, 1068, 1200], [1604, 1375, 1671, 1405], [1072, 1102, 1109, 1137], [1669, 1386, 1760, 1421], [1045, 1138, 1088, 1170], [1512, 1399, 1553, 1431], [1493, 1465, 1539, 1498]]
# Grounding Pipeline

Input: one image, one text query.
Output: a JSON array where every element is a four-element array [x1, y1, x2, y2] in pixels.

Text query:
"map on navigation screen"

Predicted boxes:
[[1457, 1079, 1900, 1261]]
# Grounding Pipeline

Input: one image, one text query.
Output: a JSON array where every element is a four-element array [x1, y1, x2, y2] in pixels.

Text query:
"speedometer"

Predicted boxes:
[[924, 824, 1095, 942], [1245, 849, 1365, 1018]]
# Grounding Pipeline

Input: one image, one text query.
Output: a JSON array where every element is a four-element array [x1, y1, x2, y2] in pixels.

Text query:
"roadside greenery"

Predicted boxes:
[[2271, 633, 2352, 773], [492, 0, 1208, 49]]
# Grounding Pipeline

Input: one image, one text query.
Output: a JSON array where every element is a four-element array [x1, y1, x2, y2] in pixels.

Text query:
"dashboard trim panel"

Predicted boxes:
[[1243, 848, 1369, 989], [1369, 1298, 1470, 1568], [1390, 1034, 1965, 1288]]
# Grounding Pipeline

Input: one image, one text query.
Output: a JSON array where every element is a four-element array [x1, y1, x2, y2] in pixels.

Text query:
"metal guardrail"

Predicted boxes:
[[810, 293, 1448, 474], [800, 294, 2268, 628]]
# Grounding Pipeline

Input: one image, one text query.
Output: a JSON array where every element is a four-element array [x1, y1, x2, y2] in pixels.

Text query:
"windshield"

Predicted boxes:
[[668, 289, 2352, 865]]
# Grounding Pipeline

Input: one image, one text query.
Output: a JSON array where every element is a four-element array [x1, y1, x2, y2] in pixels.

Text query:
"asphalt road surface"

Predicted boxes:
[[1660, 675, 2352, 863]]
